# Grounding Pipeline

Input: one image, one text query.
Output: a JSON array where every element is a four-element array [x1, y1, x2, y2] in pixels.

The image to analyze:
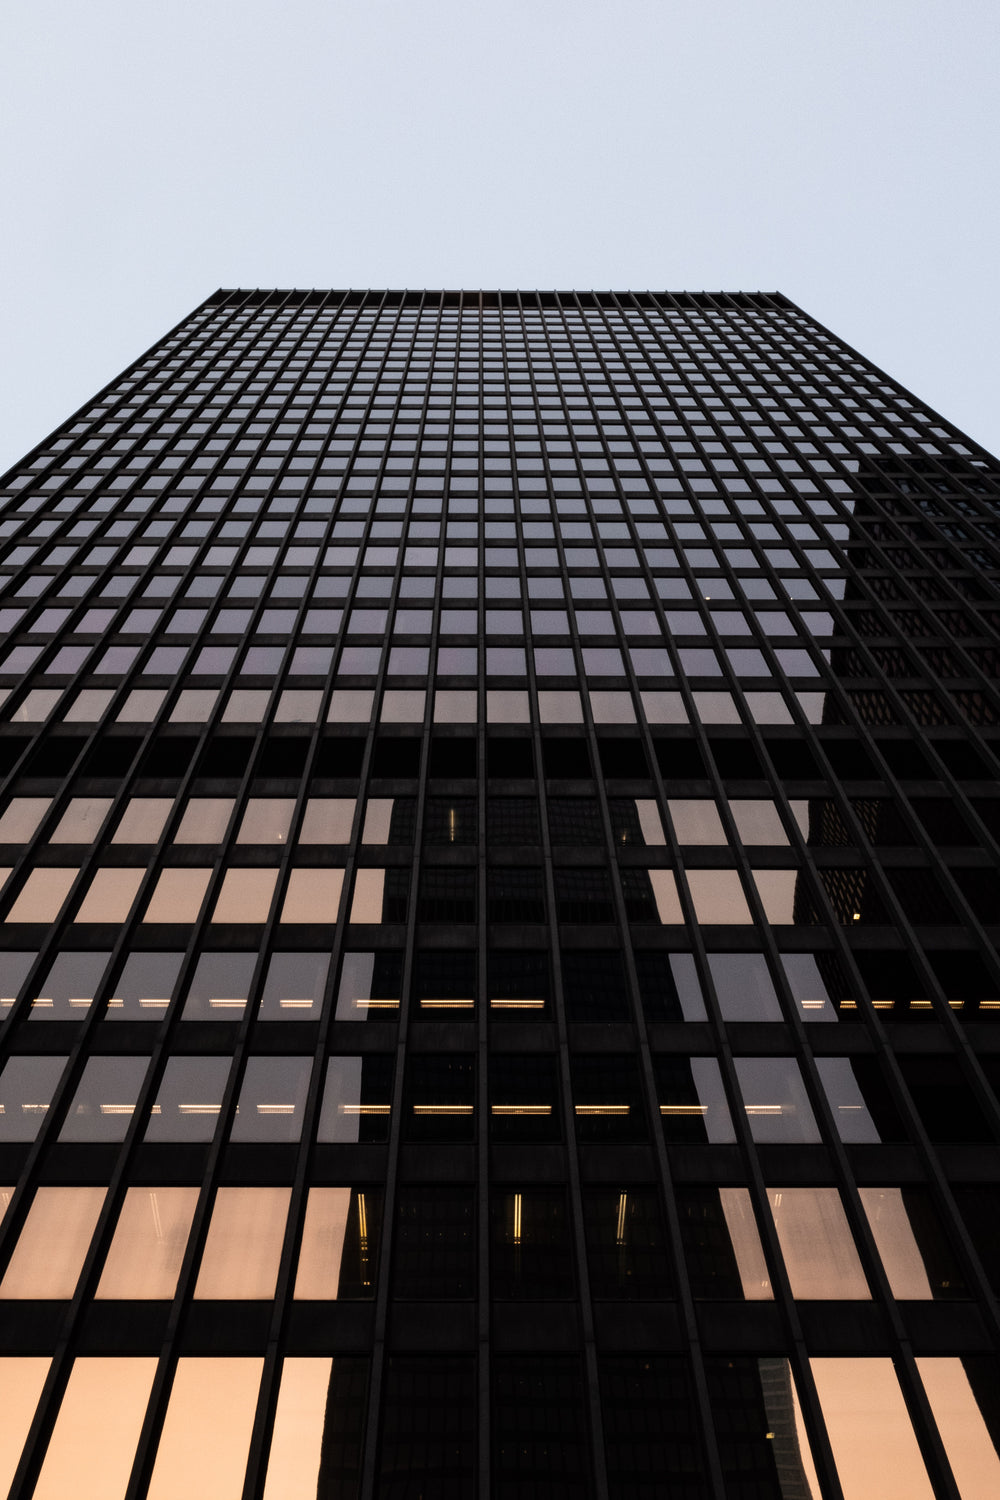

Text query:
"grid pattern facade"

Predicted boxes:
[[0, 288, 997, 1498]]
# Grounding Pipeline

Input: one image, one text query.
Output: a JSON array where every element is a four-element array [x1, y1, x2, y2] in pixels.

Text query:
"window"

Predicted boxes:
[[145, 1056, 230, 1141], [33, 1358, 157, 1500], [181, 952, 257, 1019], [0, 1186, 106, 1299], [230, 1058, 311, 1142], [257, 951, 329, 1020], [96, 1188, 198, 1299], [194, 1187, 291, 1297], [59, 1056, 148, 1141], [146, 1358, 263, 1500]]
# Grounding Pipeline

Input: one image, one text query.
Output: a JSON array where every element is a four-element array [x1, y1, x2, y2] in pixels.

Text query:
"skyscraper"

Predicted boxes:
[[0, 287, 997, 1499]]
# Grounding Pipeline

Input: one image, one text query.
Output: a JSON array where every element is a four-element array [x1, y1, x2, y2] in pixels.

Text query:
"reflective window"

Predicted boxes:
[[916, 1357, 1000, 1498], [146, 1358, 263, 1500], [669, 799, 726, 844], [105, 951, 184, 1020], [28, 950, 110, 1020], [780, 953, 838, 1022], [111, 797, 173, 844], [0, 1054, 66, 1139], [194, 1187, 291, 1298], [279, 868, 344, 923], [59, 1056, 148, 1141], [859, 1188, 966, 1300], [230, 1057, 311, 1142], [236, 798, 296, 844], [143, 868, 212, 923], [686, 870, 752, 924], [145, 1056, 231, 1141], [733, 1057, 821, 1143], [212, 867, 279, 923], [294, 1187, 381, 1299], [706, 952, 782, 1021], [0, 1358, 51, 1496], [318, 1057, 393, 1142], [301, 798, 356, 843], [334, 951, 402, 1020], [174, 797, 235, 843], [181, 951, 257, 1020], [6, 867, 78, 923], [75, 867, 145, 923], [0, 797, 50, 843], [50, 797, 113, 843], [33, 1357, 157, 1500], [0, 1186, 106, 1298], [810, 1358, 934, 1500], [96, 1187, 199, 1299], [655, 1056, 735, 1142], [261, 1358, 336, 1500], [257, 951, 329, 1020], [767, 1187, 870, 1299]]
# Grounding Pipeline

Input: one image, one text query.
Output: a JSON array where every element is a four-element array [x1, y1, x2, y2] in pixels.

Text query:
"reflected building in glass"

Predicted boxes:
[[0, 288, 997, 1498]]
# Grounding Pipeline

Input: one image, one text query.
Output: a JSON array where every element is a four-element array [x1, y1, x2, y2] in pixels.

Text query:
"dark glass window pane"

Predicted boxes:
[[412, 950, 476, 1018], [490, 1055, 560, 1141], [599, 1357, 707, 1500], [376, 1357, 476, 1500], [391, 1188, 475, 1299], [572, 1056, 646, 1141], [492, 1357, 592, 1499], [487, 867, 545, 924], [416, 868, 476, 924], [554, 868, 614, 924], [561, 950, 629, 1023], [405, 1055, 475, 1141], [486, 796, 541, 845], [488, 950, 550, 1018], [584, 1189, 672, 1299], [423, 797, 478, 845], [549, 797, 604, 845], [491, 1191, 574, 1299]]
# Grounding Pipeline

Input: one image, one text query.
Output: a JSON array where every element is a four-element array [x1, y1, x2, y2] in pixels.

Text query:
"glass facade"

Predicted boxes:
[[0, 286, 997, 1497]]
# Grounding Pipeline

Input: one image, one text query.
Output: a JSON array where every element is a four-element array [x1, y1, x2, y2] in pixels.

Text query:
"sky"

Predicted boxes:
[[1, 0, 998, 471]]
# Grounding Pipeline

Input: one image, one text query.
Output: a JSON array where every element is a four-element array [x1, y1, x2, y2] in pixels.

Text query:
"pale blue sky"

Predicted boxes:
[[2, 0, 998, 469]]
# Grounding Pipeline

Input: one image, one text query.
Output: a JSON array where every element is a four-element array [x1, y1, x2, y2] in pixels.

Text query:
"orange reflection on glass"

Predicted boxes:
[[858, 1189, 934, 1299], [96, 1188, 199, 1300], [0, 1357, 50, 1494], [146, 1357, 263, 1500], [718, 1188, 773, 1300], [0, 1186, 106, 1299], [294, 1188, 351, 1299], [916, 1357, 1000, 1498], [194, 1187, 291, 1299], [350, 869, 385, 923], [34, 1357, 156, 1500], [810, 1357, 934, 1500], [767, 1188, 870, 1299], [261, 1357, 333, 1500]]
